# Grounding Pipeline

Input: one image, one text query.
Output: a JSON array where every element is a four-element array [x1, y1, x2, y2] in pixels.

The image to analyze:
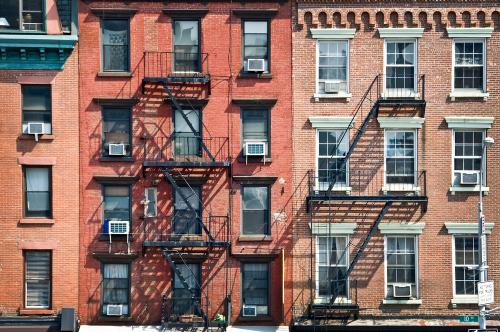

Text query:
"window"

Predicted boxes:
[[317, 129, 348, 190], [172, 263, 201, 316], [144, 187, 157, 218], [103, 185, 130, 224], [316, 236, 348, 301], [242, 263, 269, 316], [1, 0, 44, 32], [173, 186, 201, 235], [241, 109, 269, 156], [453, 130, 484, 187], [101, 19, 129, 72], [173, 20, 200, 72], [102, 263, 130, 316], [174, 109, 201, 157], [454, 236, 479, 296], [24, 167, 51, 218], [242, 20, 269, 73], [241, 186, 269, 235], [453, 41, 485, 92], [317, 40, 348, 94], [25, 251, 51, 308], [22, 85, 51, 135], [386, 236, 417, 299], [385, 130, 416, 186], [102, 108, 131, 157], [385, 41, 416, 92]]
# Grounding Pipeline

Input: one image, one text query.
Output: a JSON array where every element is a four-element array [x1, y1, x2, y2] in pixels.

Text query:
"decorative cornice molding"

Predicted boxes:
[[310, 28, 356, 39], [309, 222, 357, 235], [377, 117, 425, 129], [378, 28, 424, 38], [309, 116, 354, 129], [232, 9, 278, 18], [445, 117, 494, 129], [445, 222, 494, 234], [447, 28, 494, 39], [378, 223, 425, 234], [162, 9, 208, 18], [232, 98, 277, 108]]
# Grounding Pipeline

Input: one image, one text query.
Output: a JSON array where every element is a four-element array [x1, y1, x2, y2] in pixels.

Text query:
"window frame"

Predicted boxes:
[[172, 185, 202, 235], [451, 129, 486, 187], [240, 108, 271, 158], [315, 235, 349, 301], [383, 39, 418, 94], [383, 129, 418, 188], [23, 166, 52, 218], [100, 262, 131, 317], [452, 235, 480, 297], [101, 107, 132, 158], [240, 262, 270, 317], [315, 128, 349, 190], [451, 39, 486, 93], [315, 39, 350, 95], [171, 263, 201, 316], [384, 235, 419, 300], [173, 107, 202, 157], [240, 184, 271, 236], [2, 0, 46, 33], [241, 19, 271, 74], [21, 84, 52, 135], [100, 17, 131, 73], [172, 18, 201, 73], [101, 184, 132, 225], [24, 250, 51, 309], [144, 187, 157, 218]]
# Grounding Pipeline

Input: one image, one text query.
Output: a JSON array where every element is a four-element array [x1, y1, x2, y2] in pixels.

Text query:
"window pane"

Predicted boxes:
[[102, 19, 129, 71], [242, 110, 269, 141], [104, 186, 130, 221], [174, 21, 199, 46], [244, 21, 267, 34], [102, 263, 129, 315], [102, 108, 131, 156], [25, 167, 50, 216], [22, 86, 51, 111], [242, 263, 269, 315], [242, 186, 269, 235], [25, 251, 50, 308]]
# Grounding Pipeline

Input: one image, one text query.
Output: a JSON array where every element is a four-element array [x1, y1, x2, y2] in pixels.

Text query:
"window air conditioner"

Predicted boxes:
[[28, 122, 44, 135], [245, 142, 266, 157], [460, 171, 480, 185], [106, 304, 123, 316], [247, 59, 266, 72], [324, 82, 344, 94], [242, 305, 257, 317], [392, 284, 412, 298], [108, 143, 126, 156], [108, 220, 130, 235]]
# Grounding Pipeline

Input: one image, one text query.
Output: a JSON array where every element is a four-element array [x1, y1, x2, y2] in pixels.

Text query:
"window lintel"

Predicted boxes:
[[378, 28, 424, 39], [311, 28, 356, 39], [445, 222, 494, 235], [378, 223, 425, 234], [447, 28, 493, 39], [309, 116, 354, 129], [309, 222, 357, 235]]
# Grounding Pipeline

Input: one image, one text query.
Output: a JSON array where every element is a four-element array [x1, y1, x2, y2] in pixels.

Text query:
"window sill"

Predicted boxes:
[[237, 315, 273, 322], [314, 93, 352, 101], [18, 134, 55, 141], [449, 91, 489, 101], [98, 234, 132, 242], [97, 72, 133, 78], [237, 156, 272, 164], [381, 91, 420, 99], [382, 185, 420, 194], [19, 218, 54, 225], [238, 235, 273, 242], [99, 156, 134, 162], [450, 186, 489, 195], [238, 72, 272, 79], [19, 309, 56, 315], [451, 296, 478, 305], [382, 299, 422, 305], [313, 186, 352, 194]]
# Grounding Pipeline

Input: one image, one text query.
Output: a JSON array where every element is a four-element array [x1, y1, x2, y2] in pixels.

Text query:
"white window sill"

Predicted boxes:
[[451, 296, 478, 305], [314, 93, 352, 101], [449, 91, 489, 101], [449, 186, 489, 195], [382, 299, 422, 305], [382, 185, 420, 194], [314, 186, 352, 194]]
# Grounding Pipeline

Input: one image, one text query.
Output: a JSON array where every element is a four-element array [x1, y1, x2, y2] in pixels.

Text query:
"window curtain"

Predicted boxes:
[[103, 264, 129, 315], [25, 168, 49, 212], [243, 263, 268, 306]]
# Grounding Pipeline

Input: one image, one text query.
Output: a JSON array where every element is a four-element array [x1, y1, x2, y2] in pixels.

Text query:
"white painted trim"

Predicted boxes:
[[315, 39, 350, 96], [383, 129, 418, 188], [382, 299, 422, 305], [378, 117, 425, 129], [378, 28, 424, 39], [445, 117, 494, 129], [451, 39, 487, 95], [311, 28, 356, 39], [449, 91, 489, 101], [314, 128, 350, 190], [309, 222, 357, 235], [451, 296, 479, 304], [382, 185, 420, 194], [449, 186, 489, 194], [447, 28, 494, 38], [309, 116, 354, 129], [383, 39, 418, 95], [378, 223, 425, 235], [445, 223, 494, 235], [313, 93, 352, 101]]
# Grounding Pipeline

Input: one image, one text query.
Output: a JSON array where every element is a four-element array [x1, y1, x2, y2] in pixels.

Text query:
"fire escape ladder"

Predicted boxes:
[[160, 168, 215, 242]]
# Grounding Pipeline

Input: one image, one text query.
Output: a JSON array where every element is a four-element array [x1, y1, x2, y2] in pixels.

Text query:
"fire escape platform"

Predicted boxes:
[[308, 194, 428, 203], [143, 160, 230, 168], [143, 75, 210, 84], [143, 240, 230, 248]]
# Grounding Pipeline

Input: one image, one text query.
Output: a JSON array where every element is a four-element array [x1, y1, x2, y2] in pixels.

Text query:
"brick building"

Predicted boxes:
[[77, 0, 292, 331], [0, 0, 79, 331], [291, 1, 500, 331]]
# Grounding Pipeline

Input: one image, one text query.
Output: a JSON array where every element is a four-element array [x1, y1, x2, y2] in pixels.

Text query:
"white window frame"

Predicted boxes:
[[315, 40, 350, 98], [384, 235, 419, 300], [452, 235, 480, 298], [315, 128, 350, 191], [451, 39, 486, 94], [451, 129, 486, 188], [144, 187, 157, 218], [383, 39, 418, 96], [315, 235, 350, 303], [383, 129, 418, 189]]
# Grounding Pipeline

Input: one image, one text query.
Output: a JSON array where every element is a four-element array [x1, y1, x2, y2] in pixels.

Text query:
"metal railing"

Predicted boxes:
[[144, 51, 210, 79], [161, 295, 206, 324], [379, 73, 426, 101]]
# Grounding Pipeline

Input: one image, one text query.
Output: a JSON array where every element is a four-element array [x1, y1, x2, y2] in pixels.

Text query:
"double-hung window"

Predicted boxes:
[[316, 236, 348, 301], [385, 41, 416, 94], [102, 263, 130, 316], [103, 185, 131, 227], [241, 185, 269, 235], [385, 236, 418, 299], [25, 251, 51, 308], [172, 263, 201, 316], [174, 109, 201, 157], [22, 85, 52, 135], [317, 41, 348, 95], [317, 129, 348, 190], [2, 0, 44, 32], [24, 166, 51, 218], [452, 130, 484, 187], [173, 186, 201, 235], [241, 109, 270, 157], [144, 188, 157, 218], [385, 130, 416, 187], [453, 41, 485, 92], [173, 20, 200, 72], [242, 263, 269, 316], [102, 108, 131, 157], [453, 236, 479, 296], [102, 19, 130, 72], [242, 20, 269, 73]]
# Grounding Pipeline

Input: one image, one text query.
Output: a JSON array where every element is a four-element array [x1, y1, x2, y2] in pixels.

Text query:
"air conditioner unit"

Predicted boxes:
[[108, 220, 130, 235], [392, 284, 412, 298], [108, 143, 126, 156], [28, 122, 44, 135], [247, 59, 266, 72], [245, 141, 266, 157], [460, 171, 480, 185], [106, 304, 123, 316], [242, 305, 257, 317], [324, 82, 344, 94]]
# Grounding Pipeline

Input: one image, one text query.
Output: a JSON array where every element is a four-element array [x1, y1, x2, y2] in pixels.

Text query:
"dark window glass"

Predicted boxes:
[[22, 85, 51, 134], [174, 109, 201, 156], [24, 167, 51, 218], [385, 131, 415, 185], [102, 19, 129, 72], [386, 236, 417, 299], [317, 237, 348, 299], [103, 186, 130, 222], [173, 186, 201, 235], [242, 186, 269, 235], [173, 20, 200, 72], [385, 42, 415, 91], [453, 130, 484, 186], [102, 108, 131, 157], [243, 21, 269, 72], [242, 110, 269, 155], [0, 0, 44, 31], [317, 130, 348, 189], [172, 264, 201, 316], [102, 263, 130, 316], [454, 42, 484, 91], [242, 263, 269, 315], [25, 251, 51, 308], [454, 236, 479, 295]]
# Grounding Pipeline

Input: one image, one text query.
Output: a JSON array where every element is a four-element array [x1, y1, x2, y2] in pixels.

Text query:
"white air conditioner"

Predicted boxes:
[[108, 220, 130, 235], [245, 141, 266, 157], [460, 171, 480, 185], [108, 143, 127, 156], [392, 284, 412, 298], [324, 82, 344, 94], [28, 122, 44, 135], [106, 304, 123, 316], [242, 305, 257, 317], [247, 59, 266, 72]]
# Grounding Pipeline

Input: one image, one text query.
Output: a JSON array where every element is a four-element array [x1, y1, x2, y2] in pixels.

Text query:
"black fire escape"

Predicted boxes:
[[141, 51, 230, 328]]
